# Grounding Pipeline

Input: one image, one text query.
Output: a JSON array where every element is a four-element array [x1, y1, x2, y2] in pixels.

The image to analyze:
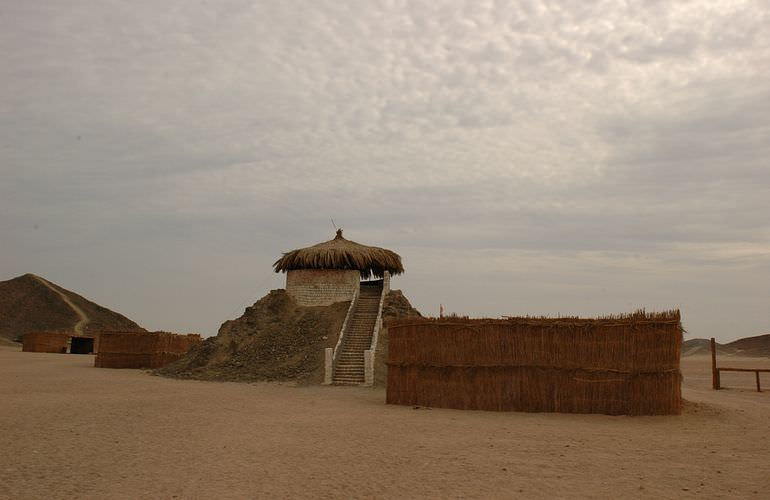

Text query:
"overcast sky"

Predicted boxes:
[[2, 1, 768, 341]]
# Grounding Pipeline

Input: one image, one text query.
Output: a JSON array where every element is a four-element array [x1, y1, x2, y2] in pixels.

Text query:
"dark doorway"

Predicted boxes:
[[70, 337, 94, 354]]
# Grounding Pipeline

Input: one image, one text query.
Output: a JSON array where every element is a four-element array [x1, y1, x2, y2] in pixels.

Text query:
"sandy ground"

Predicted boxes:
[[1, 346, 768, 499]]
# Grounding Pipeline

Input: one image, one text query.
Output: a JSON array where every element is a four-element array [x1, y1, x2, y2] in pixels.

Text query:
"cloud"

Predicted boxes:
[[1, 0, 768, 340]]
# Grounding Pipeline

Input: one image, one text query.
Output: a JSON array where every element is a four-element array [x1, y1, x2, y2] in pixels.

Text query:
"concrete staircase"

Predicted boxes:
[[333, 281, 383, 385]]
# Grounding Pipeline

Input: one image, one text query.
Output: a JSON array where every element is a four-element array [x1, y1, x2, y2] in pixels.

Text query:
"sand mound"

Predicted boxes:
[[382, 289, 422, 321], [156, 290, 350, 383], [157, 288, 422, 384], [0, 273, 143, 342]]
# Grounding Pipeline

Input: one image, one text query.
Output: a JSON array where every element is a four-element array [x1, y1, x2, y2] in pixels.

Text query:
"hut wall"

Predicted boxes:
[[22, 331, 70, 353], [286, 269, 360, 306], [386, 314, 683, 416], [95, 331, 201, 369]]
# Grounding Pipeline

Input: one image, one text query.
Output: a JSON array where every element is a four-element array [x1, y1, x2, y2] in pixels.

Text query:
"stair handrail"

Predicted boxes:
[[332, 286, 359, 363], [364, 280, 387, 386], [369, 284, 386, 352]]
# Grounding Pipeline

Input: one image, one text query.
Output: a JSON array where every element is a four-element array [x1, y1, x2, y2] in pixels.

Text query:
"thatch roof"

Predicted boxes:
[[273, 229, 404, 279]]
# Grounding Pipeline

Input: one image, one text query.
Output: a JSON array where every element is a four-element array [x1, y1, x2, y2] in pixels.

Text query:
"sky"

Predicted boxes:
[[1, 0, 768, 342]]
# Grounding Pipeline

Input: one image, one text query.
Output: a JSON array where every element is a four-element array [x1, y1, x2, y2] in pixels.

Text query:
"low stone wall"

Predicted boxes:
[[22, 331, 69, 353], [95, 331, 201, 369], [285, 269, 360, 306]]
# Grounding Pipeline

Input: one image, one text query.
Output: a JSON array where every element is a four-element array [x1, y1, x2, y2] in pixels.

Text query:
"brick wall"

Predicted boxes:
[[285, 269, 360, 306]]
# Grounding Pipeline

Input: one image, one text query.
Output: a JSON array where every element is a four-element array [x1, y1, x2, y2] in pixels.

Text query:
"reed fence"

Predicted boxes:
[[386, 311, 682, 415], [22, 331, 70, 353], [95, 331, 201, 369]]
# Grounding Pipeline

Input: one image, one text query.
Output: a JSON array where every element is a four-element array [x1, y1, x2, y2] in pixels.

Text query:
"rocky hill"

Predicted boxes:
[[0, 273, 144, 342], [157, 288, 422, 384], [683, 334, 770, 357]]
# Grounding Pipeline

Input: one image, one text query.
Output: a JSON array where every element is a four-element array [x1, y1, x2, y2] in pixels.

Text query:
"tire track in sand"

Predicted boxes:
[[32, 274, 90, 335]]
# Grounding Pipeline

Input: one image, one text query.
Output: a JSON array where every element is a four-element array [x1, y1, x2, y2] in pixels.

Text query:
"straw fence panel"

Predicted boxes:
[[95, 332, 201, 369], [22, 331, 69, 353], [386, 313, 682, 415]]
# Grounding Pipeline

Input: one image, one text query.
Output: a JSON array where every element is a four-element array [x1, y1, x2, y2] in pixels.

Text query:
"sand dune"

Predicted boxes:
[[1, 346, 768, 499]]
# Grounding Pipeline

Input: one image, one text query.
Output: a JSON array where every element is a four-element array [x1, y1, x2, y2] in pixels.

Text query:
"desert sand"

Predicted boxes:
[[1, 345, 768, 499]]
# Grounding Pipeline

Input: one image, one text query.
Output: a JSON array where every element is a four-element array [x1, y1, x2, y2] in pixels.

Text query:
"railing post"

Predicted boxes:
[[364, 349, 373, 386], [323, 347, 333, 385]]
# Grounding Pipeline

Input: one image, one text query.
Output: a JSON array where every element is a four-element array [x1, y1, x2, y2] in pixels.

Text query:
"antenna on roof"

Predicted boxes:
[[331, 218, 337, 230]]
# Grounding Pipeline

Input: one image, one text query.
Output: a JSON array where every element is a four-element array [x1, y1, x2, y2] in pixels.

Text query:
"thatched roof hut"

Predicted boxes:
[[273, 229, 404, 279]]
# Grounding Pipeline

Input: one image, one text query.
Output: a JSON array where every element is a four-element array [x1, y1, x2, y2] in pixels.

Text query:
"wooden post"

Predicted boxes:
[[756, 371, 761, 392], [711, 338, 720, 390]]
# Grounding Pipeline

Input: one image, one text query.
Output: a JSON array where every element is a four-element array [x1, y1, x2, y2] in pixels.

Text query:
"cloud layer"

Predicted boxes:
[[2, 0, 769, 340]]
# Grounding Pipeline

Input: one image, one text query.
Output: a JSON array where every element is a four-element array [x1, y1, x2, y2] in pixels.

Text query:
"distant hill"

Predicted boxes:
[[724, 334, 770, 357], [0, 273, 144, 342], [683, 335, 770, 357]]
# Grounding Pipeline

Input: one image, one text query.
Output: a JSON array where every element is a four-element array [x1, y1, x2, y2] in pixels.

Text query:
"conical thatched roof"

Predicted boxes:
[[273, 229, 404, 279]]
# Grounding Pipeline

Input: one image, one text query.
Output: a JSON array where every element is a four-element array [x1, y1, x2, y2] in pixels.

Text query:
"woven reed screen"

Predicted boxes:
[[22, 331, 70, 353], [386, 313, 682, 415], [95, 332, 201, 369]]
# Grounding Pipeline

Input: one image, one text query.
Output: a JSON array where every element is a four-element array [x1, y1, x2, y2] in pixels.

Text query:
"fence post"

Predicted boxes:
[[710, 338, 720, 390]]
